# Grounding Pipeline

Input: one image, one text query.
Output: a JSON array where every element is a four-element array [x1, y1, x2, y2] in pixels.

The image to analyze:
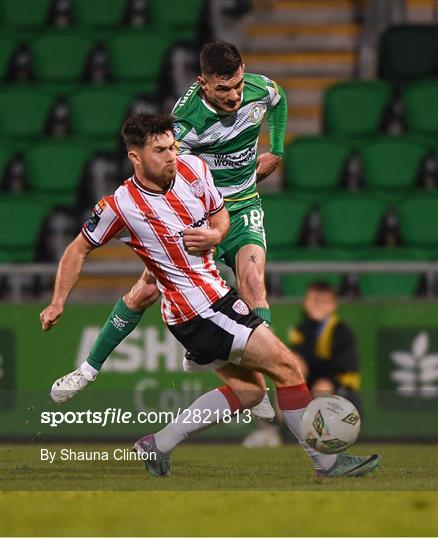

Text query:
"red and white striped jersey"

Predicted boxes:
[[82, 154, 230, 325]]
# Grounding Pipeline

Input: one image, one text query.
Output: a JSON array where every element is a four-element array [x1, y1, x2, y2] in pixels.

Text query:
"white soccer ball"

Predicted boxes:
[[300, 395, 361, 454]]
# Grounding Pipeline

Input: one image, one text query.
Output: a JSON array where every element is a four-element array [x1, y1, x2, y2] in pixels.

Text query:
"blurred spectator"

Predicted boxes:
[[288, 281, 361, 411]]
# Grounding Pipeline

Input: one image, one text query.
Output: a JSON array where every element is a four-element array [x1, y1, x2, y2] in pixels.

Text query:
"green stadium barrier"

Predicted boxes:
[[1, 302, 437, 440]]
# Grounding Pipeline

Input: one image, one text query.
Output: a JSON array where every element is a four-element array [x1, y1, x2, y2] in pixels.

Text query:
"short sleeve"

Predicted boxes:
[[81, 196, 127, 247]]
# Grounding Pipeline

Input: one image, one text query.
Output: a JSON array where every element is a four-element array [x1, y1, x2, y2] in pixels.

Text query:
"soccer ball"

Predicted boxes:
[[300, 395, 361, 454]]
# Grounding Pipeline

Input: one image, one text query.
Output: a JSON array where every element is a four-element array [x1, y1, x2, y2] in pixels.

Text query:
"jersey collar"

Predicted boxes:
[[131, 175, 175, 196]]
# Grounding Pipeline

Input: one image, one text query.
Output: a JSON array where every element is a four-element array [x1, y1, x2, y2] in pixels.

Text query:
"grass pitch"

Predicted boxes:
[[1, 442, 437, 536]]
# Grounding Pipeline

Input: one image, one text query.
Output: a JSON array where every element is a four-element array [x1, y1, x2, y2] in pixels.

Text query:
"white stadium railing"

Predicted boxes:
[[0, 261, 437, 303]]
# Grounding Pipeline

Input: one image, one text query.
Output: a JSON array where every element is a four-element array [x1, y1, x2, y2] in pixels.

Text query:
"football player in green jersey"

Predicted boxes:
[[173, 42, 287, 322], [42, 42, 288, 419]]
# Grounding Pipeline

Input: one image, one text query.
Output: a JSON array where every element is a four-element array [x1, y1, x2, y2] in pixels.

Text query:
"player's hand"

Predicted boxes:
[[183, 227, 221, 256], [40, 303, 64, 331], [256, 153, 281, 182]]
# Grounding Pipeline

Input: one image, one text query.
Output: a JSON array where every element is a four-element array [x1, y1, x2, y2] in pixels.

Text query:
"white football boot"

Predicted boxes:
[[250, 391, 276, 421], [50, 363, 97, 404], [243, 424, 282, 448]]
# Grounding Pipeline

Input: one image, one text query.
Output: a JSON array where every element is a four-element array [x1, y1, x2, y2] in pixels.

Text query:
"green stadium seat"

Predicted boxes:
[[0, 35, 17, 80], [0, 195, 50, 262], [26, 141, 91, 206], [378, 25, 438, 83], [31, 32, 94, 83], [358, 248, 427, 298], [107, 31, 172, 93], [72, 0, 126, 29], [148, 0, 203, 41], [0, 0, 50, 30], [320, 195, 386, 247], [324, 81, 392, 138], [284, 137, 351, 195], [262, 195, 309, 250], [0, 88, 54, 140], [403, 80, 438, 136], [69, 89, 131, 138], [361, 137, 429, 191], [398, 195, 438, 248]]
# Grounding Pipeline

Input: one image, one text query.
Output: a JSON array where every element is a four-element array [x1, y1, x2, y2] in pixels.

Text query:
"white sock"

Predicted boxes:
[[80, 361, 99, 381], [277, 384, 336, 471], [155, 387, 240, 454], [282, 408, 336, 471]]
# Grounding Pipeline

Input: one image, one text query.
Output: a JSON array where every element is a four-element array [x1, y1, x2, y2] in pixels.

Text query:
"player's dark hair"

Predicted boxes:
[[121, 113, 174, 149], [307, 281, 337, 295], [200, 41, 243, 78]]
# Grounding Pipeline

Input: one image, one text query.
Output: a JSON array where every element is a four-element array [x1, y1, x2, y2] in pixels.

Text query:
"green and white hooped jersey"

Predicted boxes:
[[172, 73, 281, 210]]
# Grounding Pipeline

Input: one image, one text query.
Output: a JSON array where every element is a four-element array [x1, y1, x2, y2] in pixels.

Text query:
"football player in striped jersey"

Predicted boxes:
[[41, 114, 381, 479], [41, 42, 288, 420]]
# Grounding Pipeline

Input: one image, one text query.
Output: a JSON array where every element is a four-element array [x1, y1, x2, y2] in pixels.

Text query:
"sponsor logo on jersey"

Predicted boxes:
[[85, 198, 107, 232], [232, 299, 250, 316], [212, 146, 256, 169], [177, 82, 198, 107], [190, 179, 205, 198], [85, 215, 99, 232], [163, 212, 209, 244], [94, 198, 107, 215], [249, 104, 264, 125]]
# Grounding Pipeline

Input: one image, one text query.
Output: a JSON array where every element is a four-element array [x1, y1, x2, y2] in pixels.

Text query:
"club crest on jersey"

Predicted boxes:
[[249, 104, 264, 125], [190, 179, 205, 198], [232, 299, 250, 316]]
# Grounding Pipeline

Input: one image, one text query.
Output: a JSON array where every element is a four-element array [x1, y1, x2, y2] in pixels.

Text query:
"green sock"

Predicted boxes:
[[86, 298, 145, 371], [253, 307, 272, 326]]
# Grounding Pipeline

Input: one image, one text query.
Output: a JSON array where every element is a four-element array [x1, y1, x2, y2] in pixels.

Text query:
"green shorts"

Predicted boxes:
[[216, 197, 266, 272]]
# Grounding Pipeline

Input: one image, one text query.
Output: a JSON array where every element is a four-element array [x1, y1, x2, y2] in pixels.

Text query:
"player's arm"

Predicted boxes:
[[256, 82, 288, 182], [183, 206, 230, 256], [40, 234, 96, 331]]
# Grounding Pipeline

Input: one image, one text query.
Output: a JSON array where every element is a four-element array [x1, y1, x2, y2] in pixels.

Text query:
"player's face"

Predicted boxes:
[[303, 291, 337, 322], [198, 65, 245, 113], [130, 131, 177, 187]]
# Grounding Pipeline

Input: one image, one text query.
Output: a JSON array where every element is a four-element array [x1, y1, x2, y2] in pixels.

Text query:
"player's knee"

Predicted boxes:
[[123, 282, 159, 311]]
